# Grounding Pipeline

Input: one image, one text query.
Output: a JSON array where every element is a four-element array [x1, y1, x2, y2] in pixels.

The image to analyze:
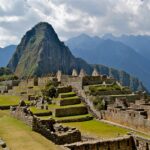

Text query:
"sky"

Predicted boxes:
[[0, 0, 150, 47]]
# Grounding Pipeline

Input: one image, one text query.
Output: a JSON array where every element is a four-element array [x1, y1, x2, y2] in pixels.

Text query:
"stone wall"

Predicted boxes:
[[101, 107, 150, 134], [135, 136, 150, 150], [65, 136, 136, 150], [53, 106, 88, 117], [11, 107, 33, 127], [56, 97, 81, 106], [57, 86, 72, 94], [38, 76, 53, 86], [11, 106, 82, 145], [32, 118, 81, 145]]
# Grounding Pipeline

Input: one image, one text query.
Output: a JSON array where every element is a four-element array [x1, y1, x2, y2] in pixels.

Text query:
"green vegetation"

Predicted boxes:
[[59, 92, 76, 98], [89, 84, 121, 92], [92, 96, 107, 111], [39, 114, 92, 121], [29, 107, 51, 115], [0, 110, 62, 150], [41, 81, 57, 98], [63, 119, 150, 139], [0, 67, 12, 76], [0, 67, 18, 82], [48, 103, 84, 109], [89, 83, 131, 96], [53, 96, 79, 101], [0, 95, 20, 106]]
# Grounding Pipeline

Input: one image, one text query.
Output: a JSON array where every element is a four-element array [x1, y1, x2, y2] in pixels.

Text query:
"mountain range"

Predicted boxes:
[[0, 22, 146, 91], [66, 34, 150, 91]]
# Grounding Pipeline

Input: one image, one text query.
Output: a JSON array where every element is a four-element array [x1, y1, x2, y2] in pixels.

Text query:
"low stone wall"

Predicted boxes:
[[57, 86, 72, 94], [11, 107, 33, 127], [65, 136, 136, 150], [11, 106, 82, 145], [56, 97, 81, 106], [54, 106, 88, 117], [32, 118, 81, 145], [135, 136, 150, 150]]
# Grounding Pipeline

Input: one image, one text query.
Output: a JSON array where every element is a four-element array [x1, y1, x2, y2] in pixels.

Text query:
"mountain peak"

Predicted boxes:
[[7, 22, 91, 77]]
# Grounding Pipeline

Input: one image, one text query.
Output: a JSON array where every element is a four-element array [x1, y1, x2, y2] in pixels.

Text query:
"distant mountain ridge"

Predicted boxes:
[[0, 45, 16, 67], [66, 34, 150, 91], [103, 34, 150, 61], [6, 22, 146, 91]]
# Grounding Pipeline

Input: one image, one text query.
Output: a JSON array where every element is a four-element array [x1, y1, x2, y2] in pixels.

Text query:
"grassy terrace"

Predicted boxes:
[[0, 110, 62, 150], [53, 96, 79, 101], [48, 103, 84, 109], [0, 95, 20, 106], [59, 92, 76, 98], [63, 119, 150, 139], [39, 114, 92, 120], [29, 107, 51, 115]]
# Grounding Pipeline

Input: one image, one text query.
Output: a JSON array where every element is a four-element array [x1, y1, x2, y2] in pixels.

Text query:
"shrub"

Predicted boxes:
[[92, 96, 107, 111], [41, 81, 57, 98]]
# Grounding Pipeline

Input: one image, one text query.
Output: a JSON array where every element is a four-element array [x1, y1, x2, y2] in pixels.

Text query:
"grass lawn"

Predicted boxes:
[[48, 103, 84, 109], [53, 96, 79, 101], [39, 114, 92, 121], [0, 95, 20, 106], [29, 106, 51, 115], [0, 110, 62, 150], [63, 119, 150, 139]]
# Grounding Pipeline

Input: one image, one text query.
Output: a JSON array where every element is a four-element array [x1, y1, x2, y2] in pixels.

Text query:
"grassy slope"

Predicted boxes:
[[0, 95, 20, 106], [0, 110, 62, 150]]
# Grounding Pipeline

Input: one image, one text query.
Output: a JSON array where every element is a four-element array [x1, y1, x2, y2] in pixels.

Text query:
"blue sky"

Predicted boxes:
[[0, 0, 149, 47]]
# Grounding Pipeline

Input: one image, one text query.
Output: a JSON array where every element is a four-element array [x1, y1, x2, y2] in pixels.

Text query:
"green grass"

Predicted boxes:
[[0, 110, 62, 150], [59, 92, 76, 98], [63, 119, 150, 139], [48, 103, 84, 109], [53, 96, 79, 101], [29, 107, 51, 115], [39, 114, 92, 121], [0, 95, 20, 106]]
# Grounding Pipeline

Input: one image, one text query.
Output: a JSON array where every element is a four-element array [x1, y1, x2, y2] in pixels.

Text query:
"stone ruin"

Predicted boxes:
[[79, 69, 87, 77], [72, 69, 78, 77], [10, 100, 81, 145], [92, 68, 100, 77], [101, 95, 150, 134], [56, 70, 62, 82]]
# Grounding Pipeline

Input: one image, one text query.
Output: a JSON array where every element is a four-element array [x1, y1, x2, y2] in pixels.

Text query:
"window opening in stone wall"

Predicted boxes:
[[136, 140, 139, 147], [118, 141, 120, 149], [146, 143, 149, 150]]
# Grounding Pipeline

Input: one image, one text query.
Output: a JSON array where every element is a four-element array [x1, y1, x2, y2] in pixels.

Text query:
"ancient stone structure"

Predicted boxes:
[[57, 70, 62, 82], [101, 98, 150, 134], [79, 69, 87, 77], [72, 69, 78, 77], [10, 102, 81, 145], [92, 68, 100, 77]]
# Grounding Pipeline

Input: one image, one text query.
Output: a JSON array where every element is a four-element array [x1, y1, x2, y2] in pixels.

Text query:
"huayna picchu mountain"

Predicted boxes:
[[7, 22, 92, 77], [7, 22, 146, 91]]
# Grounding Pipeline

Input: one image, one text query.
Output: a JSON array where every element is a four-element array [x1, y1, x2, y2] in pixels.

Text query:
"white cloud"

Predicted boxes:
[[0, 0, 150, 47]]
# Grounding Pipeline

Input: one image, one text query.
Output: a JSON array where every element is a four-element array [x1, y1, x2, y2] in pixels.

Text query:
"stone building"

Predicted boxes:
[[92, 68, 100, 77]]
